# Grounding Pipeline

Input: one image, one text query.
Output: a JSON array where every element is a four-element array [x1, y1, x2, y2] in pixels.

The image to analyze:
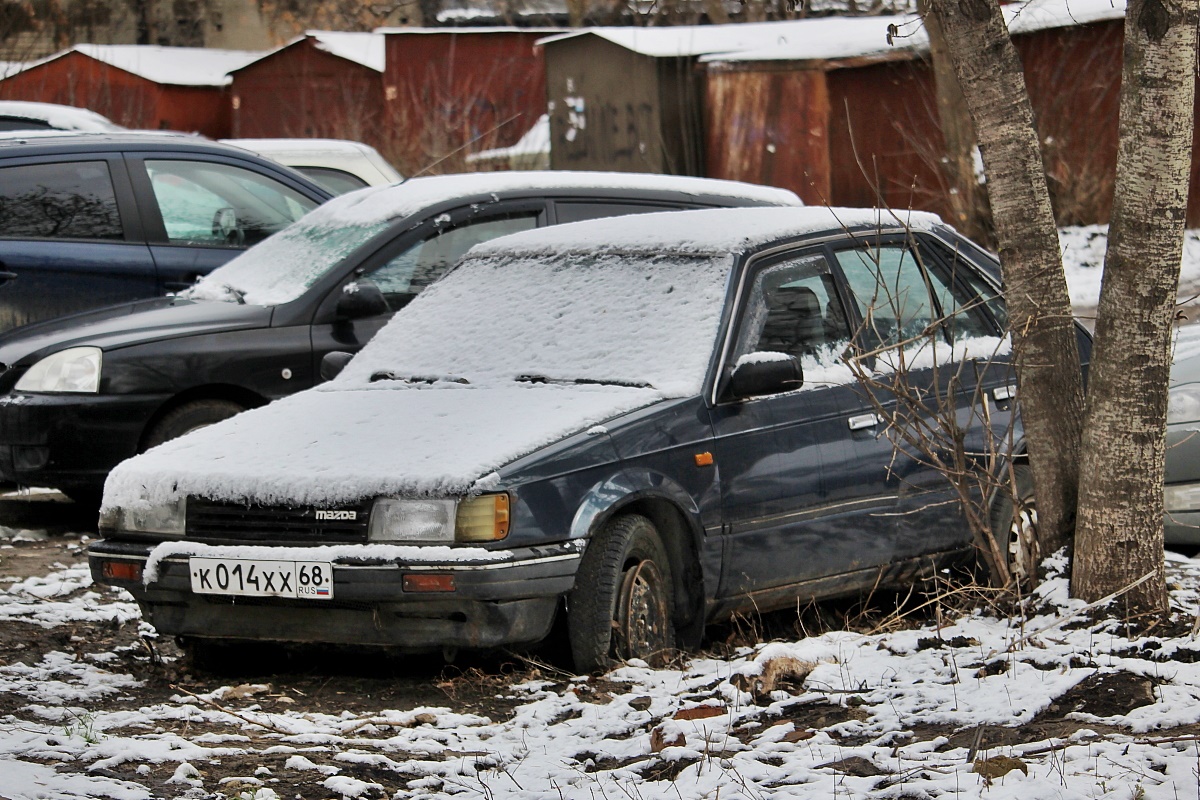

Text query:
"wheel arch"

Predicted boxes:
[[568, 471, 709, 644], [138, 384, 267, 451]]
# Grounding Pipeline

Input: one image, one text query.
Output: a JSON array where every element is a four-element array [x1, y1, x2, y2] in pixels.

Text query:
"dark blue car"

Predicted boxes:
[[0, 133, 331, 331], [90, 206, 1037, 671]]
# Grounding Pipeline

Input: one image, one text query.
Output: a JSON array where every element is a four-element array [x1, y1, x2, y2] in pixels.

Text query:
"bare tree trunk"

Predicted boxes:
[[1071, 0, 1198, 615], [927, 0, 1085, 572], [917, 0, 990, 245]]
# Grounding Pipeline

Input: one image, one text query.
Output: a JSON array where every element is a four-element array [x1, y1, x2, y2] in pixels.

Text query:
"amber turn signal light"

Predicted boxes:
[[402, 573, 456, 592], [100, 560, 143, 582]]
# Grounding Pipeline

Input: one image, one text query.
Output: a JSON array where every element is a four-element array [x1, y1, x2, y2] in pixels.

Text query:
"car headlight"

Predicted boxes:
[[369, 494, 510, 543], [15, 347, 102, 393], [1169, 383, 1200, 425], [100, 497, 187, 535]]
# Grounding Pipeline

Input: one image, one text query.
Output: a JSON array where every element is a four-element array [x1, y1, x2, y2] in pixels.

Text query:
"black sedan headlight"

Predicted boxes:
[[14, 347, 102, 393]]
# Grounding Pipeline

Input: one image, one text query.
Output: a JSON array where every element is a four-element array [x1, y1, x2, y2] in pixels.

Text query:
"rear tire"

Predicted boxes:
[[568, 513, 675, 673], [144, 399, 244, 450], [989, 463, 1038, 588]]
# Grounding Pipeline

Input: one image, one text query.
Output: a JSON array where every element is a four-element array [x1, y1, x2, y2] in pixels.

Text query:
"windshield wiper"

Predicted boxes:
[[369, 372, 470, 385], [516, 374, 652, 389]]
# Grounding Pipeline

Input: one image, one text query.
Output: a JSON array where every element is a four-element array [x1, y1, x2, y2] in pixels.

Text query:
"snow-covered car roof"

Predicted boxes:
[[0, 101, 124, 132], [307, 171, 801, 227], [220, 138, 402, 189], [181, 172, 802, 307], [467, 205, 942, 259]]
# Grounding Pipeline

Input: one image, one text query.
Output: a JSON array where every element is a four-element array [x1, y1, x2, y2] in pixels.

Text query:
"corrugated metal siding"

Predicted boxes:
[[1017, 22, 1122, 226], [384, 31, 547, 175], [0, 52, 231, 137], [705, 67, 830, 202], [826, 59, 948, 218], [231, 44, 385, 143], [546, 37, 664, 172]]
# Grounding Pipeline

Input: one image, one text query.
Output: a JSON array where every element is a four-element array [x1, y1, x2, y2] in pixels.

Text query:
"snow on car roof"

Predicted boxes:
[[184, 172, 800, 307], [467, 205, 942, 259], [0, 101, 122, 132], [311, 171, 801, 227]]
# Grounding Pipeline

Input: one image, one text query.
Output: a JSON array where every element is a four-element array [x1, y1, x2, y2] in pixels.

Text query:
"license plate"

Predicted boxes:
[[189, 557, 334, 600]]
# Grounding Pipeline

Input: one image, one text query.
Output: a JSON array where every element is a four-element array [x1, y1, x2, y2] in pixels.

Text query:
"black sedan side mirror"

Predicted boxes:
[[336, 278, 389, 320], [320, 351, 355, 381], [728, 354, 804, 399]]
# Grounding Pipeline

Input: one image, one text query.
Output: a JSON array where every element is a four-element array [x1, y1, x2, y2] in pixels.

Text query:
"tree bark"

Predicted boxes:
[[1071, 0, 1198, 615], [927, 0, 1086, 572], [917, 0, 991, 246]]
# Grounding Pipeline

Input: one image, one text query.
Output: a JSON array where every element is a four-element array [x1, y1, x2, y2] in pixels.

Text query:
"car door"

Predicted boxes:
[[829, 234, 1007, 560], [712, 247, 897, 603], [0, 156, 158, 331], [309, 202, 546, 371], [125, 154, 325, 293]]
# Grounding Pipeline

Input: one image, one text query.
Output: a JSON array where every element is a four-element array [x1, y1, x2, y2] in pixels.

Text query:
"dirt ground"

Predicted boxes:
[[3, 494, 1199, 799]]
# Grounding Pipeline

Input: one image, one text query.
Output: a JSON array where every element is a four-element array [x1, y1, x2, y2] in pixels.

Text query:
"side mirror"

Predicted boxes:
[[319, 350, 355, 381], [212, 207, 244, 246], [336, 278, 389, 320], [728, 354, 804, 399]]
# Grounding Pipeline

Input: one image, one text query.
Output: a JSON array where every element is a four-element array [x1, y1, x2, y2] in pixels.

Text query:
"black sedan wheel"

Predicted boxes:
[[569, 513, 675, 672], [143, 399, 244, 450]]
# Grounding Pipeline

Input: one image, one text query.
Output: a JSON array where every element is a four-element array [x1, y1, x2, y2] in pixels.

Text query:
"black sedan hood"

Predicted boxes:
[[0, 298, 273, 367]]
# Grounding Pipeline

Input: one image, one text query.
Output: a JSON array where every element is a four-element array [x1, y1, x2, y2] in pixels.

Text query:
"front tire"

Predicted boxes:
[[568, 513, 675, 673], [143, 399, 244, 450]]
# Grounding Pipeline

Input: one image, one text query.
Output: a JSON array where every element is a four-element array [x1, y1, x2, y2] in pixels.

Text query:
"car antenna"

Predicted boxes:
[[399, 111, 525, 184]]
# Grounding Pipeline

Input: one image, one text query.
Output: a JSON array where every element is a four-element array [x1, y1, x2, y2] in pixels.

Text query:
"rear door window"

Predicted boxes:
[[0, 161, 123, 240]]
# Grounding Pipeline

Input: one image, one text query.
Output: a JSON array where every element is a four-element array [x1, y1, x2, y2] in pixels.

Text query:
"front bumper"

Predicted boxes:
[[89, 538, 582, 650], [0, 393, 165, 491]]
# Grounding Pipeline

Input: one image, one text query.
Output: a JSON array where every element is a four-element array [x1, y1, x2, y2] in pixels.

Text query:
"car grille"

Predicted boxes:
[[185, 498, 371, 544]]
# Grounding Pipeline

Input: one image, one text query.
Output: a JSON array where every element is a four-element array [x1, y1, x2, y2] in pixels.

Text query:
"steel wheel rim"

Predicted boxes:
[[615, 559, 670, 663]]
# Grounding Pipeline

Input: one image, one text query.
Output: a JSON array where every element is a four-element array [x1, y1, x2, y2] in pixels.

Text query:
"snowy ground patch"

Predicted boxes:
[[6, 532, 1200, 798]]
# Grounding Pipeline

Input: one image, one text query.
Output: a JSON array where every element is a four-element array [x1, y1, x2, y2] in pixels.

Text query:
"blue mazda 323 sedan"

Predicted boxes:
[[90, 206, 1034, 671]]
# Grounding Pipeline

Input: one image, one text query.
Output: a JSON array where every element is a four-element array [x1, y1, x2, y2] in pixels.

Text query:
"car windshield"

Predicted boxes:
[[333, 250, 735, 398], [182, 215, 391, 306]]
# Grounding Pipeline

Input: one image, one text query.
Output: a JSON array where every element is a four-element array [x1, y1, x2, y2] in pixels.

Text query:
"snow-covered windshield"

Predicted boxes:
[[182, 215, 391, 306], [334, 249, 736, 398]]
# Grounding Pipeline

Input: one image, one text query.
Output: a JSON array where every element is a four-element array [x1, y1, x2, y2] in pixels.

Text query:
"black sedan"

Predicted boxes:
[[0, 172, 800, 502], [90, 206, 1041, 671]]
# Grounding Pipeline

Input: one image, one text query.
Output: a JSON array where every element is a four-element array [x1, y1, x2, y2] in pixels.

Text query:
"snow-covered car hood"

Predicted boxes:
[[102, 382, 664, 509]]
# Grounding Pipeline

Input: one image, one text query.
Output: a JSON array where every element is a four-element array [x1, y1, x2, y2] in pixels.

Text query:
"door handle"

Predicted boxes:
[[0, 271, 17, 285], [848, 413, 881, 431], [993, 385, 1017, 402]]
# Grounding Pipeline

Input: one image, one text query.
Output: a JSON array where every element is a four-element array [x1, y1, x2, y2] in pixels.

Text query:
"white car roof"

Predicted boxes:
[[0, 101, 123, 132], [221, 138, 402, 188]]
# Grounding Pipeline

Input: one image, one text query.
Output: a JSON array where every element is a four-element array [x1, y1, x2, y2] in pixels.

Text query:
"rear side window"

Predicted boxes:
[[0, 161, 123, 240], [554, 201, 683, 224], [296, 167, 370, 195]]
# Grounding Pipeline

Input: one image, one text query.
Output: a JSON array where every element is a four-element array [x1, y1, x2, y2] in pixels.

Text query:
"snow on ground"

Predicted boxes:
[[1060, 225, 1200, 327], [7, 542, 1200, 798]]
